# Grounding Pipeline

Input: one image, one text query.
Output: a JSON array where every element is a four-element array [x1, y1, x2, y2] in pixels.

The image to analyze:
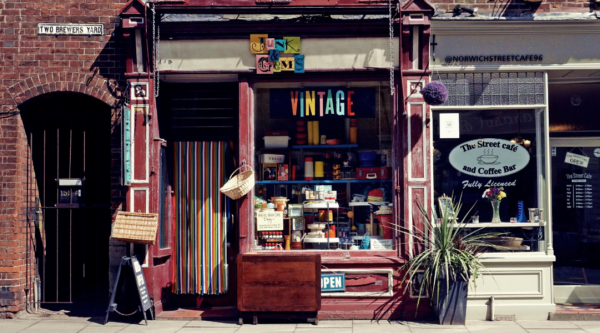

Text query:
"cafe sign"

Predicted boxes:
[[449, 138, 530, 178], [256, 211, 284, 231]]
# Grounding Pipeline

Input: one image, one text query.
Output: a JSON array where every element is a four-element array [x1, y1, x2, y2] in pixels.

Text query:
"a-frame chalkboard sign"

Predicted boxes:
[[104, 256, 154, 325]]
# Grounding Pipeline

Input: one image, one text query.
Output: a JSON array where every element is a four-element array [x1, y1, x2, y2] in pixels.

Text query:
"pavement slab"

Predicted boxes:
[[295, 328, 353, 333], [352, 323, 412, 332], [517, 321, 581, 329], [0, 320, 40, 333], [17, 320, 90, 333], [118, 320, 189, 333], [466, 321, 528, 333], [236, 323, 297, 332], [184, 320, 240, 328], [177, 329, 239, 333], [411, 328, 469, 333], [298, 320, 353, 328]]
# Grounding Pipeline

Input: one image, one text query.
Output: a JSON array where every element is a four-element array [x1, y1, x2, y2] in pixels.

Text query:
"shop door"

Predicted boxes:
[[23, 93, 112, 307], [551, 138, 600, 303]]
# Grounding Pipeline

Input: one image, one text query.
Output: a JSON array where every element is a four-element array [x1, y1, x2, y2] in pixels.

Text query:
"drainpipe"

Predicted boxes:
[[490, 296, 495, 321]]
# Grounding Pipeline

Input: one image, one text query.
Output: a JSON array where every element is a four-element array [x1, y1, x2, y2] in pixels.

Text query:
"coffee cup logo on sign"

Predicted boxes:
[[476, 149, 500, 165], [449, 138, 530, 177]]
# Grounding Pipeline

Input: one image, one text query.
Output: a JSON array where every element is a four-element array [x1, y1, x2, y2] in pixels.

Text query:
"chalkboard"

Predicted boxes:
[[131, 256, 152, 312], [104, 256, 154, 325]]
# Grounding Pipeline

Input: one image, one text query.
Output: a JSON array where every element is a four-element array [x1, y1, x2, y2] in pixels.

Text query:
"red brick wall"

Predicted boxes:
[[431, 0, 598, 15], [0, 0, 128, 318]]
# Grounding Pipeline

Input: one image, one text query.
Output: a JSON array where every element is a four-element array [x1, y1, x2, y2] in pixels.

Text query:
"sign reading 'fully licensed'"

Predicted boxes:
[[449, 138, 530, 178]]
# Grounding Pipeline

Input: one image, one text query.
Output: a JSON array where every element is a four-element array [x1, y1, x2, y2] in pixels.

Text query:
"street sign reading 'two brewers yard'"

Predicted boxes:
[[38, 23, 104, 36]]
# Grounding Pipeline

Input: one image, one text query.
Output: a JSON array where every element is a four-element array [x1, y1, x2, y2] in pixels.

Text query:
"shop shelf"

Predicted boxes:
[[449, 222, 546, 228], [256, 179, 392, 185], [292, 144, 359, 149], [348, 202, 390, 207], [303, 202, 340, 209]]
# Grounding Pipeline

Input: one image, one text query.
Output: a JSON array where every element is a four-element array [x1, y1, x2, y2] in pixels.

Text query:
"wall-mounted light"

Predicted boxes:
[[453, 5, 478, 17]]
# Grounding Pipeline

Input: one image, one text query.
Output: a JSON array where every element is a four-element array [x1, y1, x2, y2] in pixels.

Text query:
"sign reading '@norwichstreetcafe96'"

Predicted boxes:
[[449, 138, 530, 178]]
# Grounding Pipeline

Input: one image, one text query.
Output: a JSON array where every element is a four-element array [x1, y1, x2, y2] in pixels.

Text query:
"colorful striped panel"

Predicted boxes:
[[173, 142, 227, 295]]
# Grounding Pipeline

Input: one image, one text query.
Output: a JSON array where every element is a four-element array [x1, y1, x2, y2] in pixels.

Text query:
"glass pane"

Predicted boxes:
[[432, 109, 544, 252], [552, 145, 600, 284], [253, 81, 394, 251]]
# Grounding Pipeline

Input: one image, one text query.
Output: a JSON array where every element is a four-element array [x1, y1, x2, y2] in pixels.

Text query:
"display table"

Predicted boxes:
[[237, 253, 321, 324]]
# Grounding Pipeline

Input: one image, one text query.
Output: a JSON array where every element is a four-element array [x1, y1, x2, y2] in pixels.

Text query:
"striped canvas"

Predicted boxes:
[[173, 142, 227, 295]]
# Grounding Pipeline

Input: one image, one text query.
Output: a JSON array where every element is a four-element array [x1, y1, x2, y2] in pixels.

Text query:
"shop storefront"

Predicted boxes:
[[430, 18, 600, 319], [115, 0, 600, 322], [115, 0, 438, 320]]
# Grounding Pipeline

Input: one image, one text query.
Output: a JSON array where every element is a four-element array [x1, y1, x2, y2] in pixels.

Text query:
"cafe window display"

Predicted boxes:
[[432, 108, 549, 252], [253, 81, 393, 251]]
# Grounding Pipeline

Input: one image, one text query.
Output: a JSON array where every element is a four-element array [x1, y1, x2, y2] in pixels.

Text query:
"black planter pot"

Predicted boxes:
[[433, 278, 468, 325]]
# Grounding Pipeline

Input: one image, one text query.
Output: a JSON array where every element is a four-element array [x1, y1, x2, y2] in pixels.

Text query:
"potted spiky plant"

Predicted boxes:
[[398, 195, 504, 325]]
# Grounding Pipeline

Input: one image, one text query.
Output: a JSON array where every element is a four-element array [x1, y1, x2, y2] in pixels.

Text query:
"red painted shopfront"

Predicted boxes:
[[118, 0, 435, 320]]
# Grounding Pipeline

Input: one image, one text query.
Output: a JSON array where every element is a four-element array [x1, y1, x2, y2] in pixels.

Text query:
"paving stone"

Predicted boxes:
[[352, 323, 411, 332], [295, 328, 353, 333], [185, 320, 240, 328], [18, 320, 90, 333], [298, 320, 353, 328], [466, 321, 528, 333], [236, 323, 296, 332], [118, 320, 189, 333], [177, 329, 239, 333], [0, 320, 40, 333], [516, 321, 580, 329]]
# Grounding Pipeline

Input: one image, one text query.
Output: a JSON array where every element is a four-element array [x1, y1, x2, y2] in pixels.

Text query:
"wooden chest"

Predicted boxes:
[[237, 253, 321, 313]]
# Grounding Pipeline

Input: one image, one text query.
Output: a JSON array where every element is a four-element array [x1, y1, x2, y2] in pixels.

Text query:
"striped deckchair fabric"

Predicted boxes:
[[173, 142, 227, 295]]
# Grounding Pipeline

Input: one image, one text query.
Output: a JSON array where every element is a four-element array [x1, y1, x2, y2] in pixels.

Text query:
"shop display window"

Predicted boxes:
[[253, 81, 394, 251], [432, 108, 548, 252]]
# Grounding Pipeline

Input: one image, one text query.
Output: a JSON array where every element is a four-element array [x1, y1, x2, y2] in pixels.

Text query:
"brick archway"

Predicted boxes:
[[6, 72, 119, 109]]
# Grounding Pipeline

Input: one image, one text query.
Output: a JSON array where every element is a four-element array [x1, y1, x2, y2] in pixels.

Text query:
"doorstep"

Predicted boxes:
[[156, 306, 237, 321], [550, 303, 600, 321]]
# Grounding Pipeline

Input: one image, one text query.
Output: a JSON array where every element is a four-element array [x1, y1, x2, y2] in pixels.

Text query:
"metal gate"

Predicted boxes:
[[23, 94, 112, 304]]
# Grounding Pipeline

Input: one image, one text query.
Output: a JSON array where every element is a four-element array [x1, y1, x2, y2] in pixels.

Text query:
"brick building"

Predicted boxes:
[[0, 0, 128, 319], [0, 0, 599, 321]]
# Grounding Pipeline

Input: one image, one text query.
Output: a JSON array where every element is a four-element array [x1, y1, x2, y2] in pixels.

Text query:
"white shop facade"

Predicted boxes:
[[430, 18, 600, 320]]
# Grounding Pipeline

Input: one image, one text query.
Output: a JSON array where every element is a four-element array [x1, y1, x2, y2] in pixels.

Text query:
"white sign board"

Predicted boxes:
[[38, 23, 103, 36], [449, 138, 530, 178], [565, 152, 589, 168], [439, 113, 460, 139], [256, 211, 284, 231]]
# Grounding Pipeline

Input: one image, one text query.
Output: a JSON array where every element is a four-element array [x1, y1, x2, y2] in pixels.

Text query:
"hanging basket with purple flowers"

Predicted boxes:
[[421, 81, 448, 106]]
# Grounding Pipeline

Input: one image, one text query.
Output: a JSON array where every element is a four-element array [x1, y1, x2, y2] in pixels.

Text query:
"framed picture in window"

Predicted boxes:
[[438, 195, 455, 220]]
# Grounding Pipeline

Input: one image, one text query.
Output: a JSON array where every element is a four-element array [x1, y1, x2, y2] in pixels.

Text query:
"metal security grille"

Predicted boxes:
[[166, 83, 239, 141], [23, 93, 111, 305], [434, 72, 545, 106]]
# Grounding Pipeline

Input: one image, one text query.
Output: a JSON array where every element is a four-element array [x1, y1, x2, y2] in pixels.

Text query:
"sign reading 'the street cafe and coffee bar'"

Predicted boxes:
[[449, 138, 530, 178]]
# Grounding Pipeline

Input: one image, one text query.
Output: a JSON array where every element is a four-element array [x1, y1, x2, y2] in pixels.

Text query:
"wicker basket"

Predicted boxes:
[[111, 211, 159, 245], [220, 165, 255, 200]]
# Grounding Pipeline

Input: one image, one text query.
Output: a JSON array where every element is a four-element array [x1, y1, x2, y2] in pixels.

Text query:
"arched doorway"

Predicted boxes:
[[21, 92, 112, 310]]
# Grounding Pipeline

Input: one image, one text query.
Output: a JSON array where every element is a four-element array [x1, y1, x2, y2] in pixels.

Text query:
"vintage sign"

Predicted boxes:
[[321, 273, 346, 292], [38, 23, 103, 36], [256, 211, 284, 231], [565, 152, 590, 168], [444, 54, 543, 64], [448, 138, 531, 178], [270, 87, 376, 119]]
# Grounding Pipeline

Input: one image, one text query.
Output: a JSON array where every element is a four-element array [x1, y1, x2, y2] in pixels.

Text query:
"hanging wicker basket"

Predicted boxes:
[[111, 211, 159, 245], [220, 165, 255, 200]]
